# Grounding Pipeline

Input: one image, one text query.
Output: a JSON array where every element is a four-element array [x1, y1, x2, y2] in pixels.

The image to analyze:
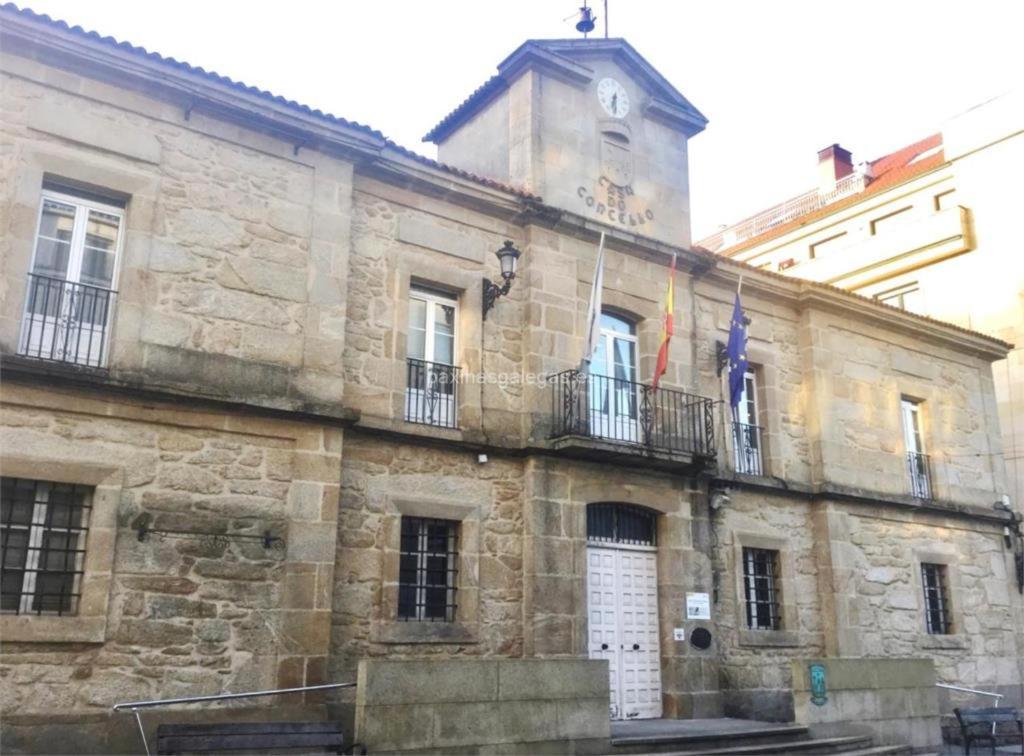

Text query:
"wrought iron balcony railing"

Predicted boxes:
[[549, 370, 716, 459], [18, 274, 117, 368], [907, 451, 932, 499], [732, 422, 764, 476], [405, 358, 460, 429]]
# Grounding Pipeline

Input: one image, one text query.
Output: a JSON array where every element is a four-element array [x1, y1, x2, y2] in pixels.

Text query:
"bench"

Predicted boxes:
[[954, 707, 1023, 755], [155, 721, 365, 754]]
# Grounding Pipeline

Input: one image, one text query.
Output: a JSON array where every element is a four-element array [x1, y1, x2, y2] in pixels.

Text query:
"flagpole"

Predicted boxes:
[[737, 273, 744, 296]]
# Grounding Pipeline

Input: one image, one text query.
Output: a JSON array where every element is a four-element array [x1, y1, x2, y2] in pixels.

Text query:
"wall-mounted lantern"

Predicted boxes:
[[482, 240, 522, 320]]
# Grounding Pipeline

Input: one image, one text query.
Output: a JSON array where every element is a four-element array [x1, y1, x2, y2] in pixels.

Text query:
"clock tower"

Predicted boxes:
[[424, 39, 707, 247]]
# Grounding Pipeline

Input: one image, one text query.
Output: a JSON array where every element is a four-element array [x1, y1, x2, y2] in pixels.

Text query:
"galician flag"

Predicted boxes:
[[651, 253, 676, 389], [726, 285, 749, 408], [579, 232, 606, 371]]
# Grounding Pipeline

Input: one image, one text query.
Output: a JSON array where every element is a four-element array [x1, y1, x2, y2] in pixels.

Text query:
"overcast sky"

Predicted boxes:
[[22, 0, 1023, 239]]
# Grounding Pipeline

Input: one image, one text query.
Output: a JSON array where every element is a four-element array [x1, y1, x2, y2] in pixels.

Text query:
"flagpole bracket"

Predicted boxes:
[[715, 340, 729, 376]]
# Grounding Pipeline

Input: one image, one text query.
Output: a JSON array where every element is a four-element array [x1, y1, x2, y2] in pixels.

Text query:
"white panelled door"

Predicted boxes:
[[587, 546, 662, 720]]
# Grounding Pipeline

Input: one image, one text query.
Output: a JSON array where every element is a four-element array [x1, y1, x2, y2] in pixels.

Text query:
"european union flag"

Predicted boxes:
[[726, 293, 748, 408]]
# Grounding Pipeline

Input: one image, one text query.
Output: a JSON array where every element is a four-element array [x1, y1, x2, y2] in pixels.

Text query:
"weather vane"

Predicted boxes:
[[568, 2, 609, 38]]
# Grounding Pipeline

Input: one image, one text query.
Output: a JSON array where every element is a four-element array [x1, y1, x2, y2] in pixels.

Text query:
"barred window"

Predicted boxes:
[[398, 517, 458, 622], [586, 502, 656, 547], [743, 547, 781, 630], [921, 563, 952, 634], [1, 477, 92, 615]]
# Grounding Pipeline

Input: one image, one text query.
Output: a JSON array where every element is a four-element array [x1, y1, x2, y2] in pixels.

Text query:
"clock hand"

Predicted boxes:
[[611, 93, 618, 115]]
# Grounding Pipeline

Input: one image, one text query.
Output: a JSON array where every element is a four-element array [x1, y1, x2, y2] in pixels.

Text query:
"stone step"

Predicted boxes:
[[651, 734, 876, 755], [609, 723, 811, 754], [836, 746, 913, 756]]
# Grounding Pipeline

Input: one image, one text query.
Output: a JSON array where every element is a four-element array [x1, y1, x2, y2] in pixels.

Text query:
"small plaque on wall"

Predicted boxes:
[[672, 628, 685, 642], [686, 592, 711, 620]]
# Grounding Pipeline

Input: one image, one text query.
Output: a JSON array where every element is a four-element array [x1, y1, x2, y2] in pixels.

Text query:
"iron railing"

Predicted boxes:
[[549, 370, 716, 458], [112, 682, 356, 756], [18, 273, 116, 368], [698, 171, 868, 252], [405, 358, 460, 429], [733, 422, 764, 476], [907, 451, 932, 499]]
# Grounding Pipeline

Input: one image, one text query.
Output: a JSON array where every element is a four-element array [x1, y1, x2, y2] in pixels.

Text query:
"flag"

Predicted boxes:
[[726, 291, 748, 408], [651, 253, 676, 389], [580, 232, 606, 371]]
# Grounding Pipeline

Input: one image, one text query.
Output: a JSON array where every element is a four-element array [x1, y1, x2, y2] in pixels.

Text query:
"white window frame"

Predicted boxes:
[[902, 398, 931, 498], [876, 282, 921, 311], [589, 312, 640, 441], [19, 188, 126, 367], [732, 370, 763, 475], [405, 286, 459, 427], [901, 398, 926, 456], [408, 286, 458, 366]]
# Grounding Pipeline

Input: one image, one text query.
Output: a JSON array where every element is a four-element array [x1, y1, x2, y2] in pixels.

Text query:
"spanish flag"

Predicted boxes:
[[652, 253, 676, 389]]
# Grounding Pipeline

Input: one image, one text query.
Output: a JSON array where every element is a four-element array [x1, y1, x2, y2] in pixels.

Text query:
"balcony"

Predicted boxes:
[[548, 370, 716, 464], [732, 422, 764, 476], [907, 451, 932, 499], [18, 274, 117, 369], [405, 358, 460, 429]]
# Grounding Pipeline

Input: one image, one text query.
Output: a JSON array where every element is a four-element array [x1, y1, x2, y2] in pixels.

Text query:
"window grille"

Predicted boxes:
[[921, 563, 951, 634], [398, 517, 458, 622], [586, 503, 656, 547], [1, 477, 92, 615], [743, 547, 781, 630]]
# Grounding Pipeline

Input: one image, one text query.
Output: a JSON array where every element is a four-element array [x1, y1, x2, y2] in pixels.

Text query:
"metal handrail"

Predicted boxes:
[[112, 682, 355, 756], [936, 682, 1004, 701], [936, 683, 1005, 739]]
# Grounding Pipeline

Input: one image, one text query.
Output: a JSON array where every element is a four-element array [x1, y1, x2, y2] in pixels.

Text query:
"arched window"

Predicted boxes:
[[586, 503, 657, 547]]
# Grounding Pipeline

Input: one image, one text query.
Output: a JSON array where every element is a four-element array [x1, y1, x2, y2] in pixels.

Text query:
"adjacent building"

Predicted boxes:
[[0, 5, 1021, 753], [699, 90, 1024, 508]]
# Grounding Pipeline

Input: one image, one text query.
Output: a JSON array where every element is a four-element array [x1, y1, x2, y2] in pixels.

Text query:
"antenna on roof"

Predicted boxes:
[[604, 0, 609, 37]]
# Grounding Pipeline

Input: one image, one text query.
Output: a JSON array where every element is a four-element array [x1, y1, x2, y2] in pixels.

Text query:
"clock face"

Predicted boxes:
[[597, 77, 630, 118]]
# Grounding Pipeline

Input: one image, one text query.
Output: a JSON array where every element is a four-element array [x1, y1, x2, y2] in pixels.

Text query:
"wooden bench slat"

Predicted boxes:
[[157, 732, 343, 753], [157, 721, 342, 736]]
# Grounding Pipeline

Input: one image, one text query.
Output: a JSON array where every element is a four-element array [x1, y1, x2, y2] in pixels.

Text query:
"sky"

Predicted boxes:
[[19, 0, 1023, 240]]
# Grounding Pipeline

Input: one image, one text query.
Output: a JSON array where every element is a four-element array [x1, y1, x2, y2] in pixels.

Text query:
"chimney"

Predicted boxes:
[[817, 143, 853, 194]]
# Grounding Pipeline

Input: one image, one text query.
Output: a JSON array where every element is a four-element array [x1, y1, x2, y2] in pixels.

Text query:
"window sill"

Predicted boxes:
[[373, 621, 478, 645], [738, 629, 800, 648], [917, 632, 968, 650], [0, 614, 107, 643]]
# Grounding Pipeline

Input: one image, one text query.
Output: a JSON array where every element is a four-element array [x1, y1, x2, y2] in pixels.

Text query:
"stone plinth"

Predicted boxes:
[[354, 658, 610, 754]]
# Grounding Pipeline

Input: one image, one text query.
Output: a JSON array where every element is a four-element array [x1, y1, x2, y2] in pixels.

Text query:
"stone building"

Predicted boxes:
[[0, 5, 1021, 754]]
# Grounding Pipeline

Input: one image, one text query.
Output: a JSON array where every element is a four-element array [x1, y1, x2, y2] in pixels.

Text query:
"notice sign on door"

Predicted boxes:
[[686, 592, 711, 620]]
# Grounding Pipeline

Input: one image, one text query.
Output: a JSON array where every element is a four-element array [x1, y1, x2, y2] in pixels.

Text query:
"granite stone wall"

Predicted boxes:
[[0, 383, 342, 748]]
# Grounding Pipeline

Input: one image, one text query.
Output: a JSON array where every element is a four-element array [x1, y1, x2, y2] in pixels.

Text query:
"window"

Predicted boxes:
[[870, 206, 914, 235], [405, 286, 459, 427], [743, 547, 781, 630], [934, 189, 957, 211], [588, 312, 639, 442], [19, 186, 125, 368], [902, 398, 931, 499], [876, 282, 922, 313], [1, 477, 92, 615], [398, 517, 458, 622], [732, 369, 763, 475], [809, 232, 847, 260], [586, 503, 656, 547], [921, 563, 951, 634]]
